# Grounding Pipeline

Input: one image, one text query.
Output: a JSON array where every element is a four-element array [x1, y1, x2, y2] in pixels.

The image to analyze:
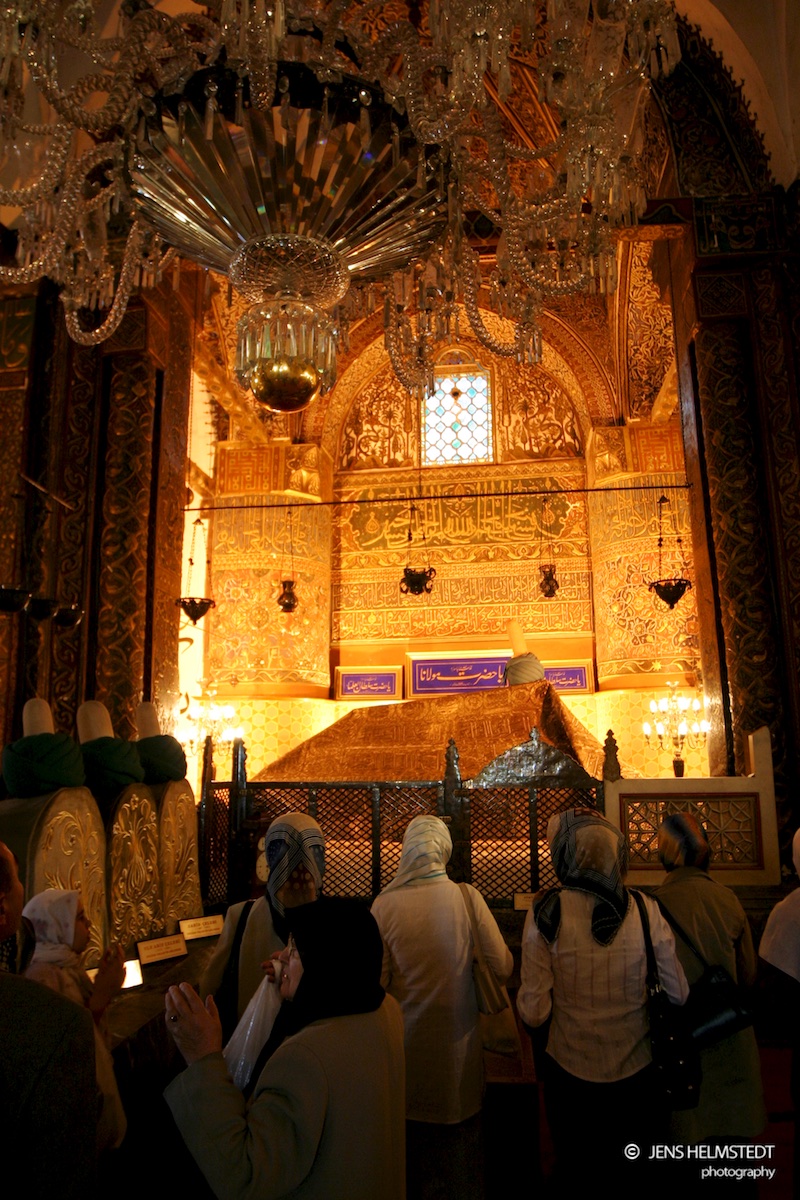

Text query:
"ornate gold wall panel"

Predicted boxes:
[[539, 300, 617, 423], [157, 780, 203, 933], [321, 319, 603, 470], [0, 294, 35, 745], [629, 422, 686, 475], [47, 338, 99, 735], [208, 489, 332, 690], [623, 242, 676, 421], [588, 427, 630, 484], [333, 462, 591, 644], [217, 441, 332, 500], [495, 363, 583, 460], [149, 293, 193, 714], [95, 349, 155, 739], [694, 321, 784, 774], [591, 470, 699, 685], [108, 783, 163, 949], [337, 353, 583, 472]]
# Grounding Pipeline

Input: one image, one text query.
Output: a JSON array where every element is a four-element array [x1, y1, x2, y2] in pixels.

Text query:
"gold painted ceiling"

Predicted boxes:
[[254, 680, 615, 782]]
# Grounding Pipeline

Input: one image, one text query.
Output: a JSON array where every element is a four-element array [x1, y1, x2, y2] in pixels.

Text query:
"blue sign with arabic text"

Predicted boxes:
[[544, 666, 588, 691], [339, 671, 400, 698], [411, 656, 510, 695], [409, 658, 589, 695]]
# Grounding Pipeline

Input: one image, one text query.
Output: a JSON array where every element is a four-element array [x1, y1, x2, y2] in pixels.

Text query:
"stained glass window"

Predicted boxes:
[[422, 368, 493, 466]]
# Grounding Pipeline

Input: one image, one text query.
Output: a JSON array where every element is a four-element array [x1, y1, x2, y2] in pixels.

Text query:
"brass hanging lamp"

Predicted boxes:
[[277, 508, 299, 613], [648, 494, 692, 609], [177, 517, 216, 625], [537, 495, 559, 599], [400, 500, 435, 596]]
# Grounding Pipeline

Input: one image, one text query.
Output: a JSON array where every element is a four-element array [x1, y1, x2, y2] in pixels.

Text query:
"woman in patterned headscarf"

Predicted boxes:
[[201, 812, 325, 1037], [657, 812, 765, 1146], [517, 808, 688, 1190], [371, 815, 512, 1200]]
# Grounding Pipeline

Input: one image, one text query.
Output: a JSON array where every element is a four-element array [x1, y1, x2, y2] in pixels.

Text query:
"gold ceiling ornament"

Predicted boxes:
[[0, 1, 680, 407]]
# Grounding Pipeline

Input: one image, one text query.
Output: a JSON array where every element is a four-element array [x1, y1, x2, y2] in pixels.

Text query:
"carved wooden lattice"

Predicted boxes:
[[622, 793, 761, 869]]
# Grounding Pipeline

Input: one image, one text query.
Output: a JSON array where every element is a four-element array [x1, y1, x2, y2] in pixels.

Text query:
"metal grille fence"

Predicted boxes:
[[465, 784, 602, 901], [199, 751, 603, 906], [201, 782, 233, 906], [378, 785, 442, 889]]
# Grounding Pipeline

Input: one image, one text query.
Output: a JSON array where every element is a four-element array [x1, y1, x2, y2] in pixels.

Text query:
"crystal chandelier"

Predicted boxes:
[[642, 680, 710, 776], [173, 687, 242, 759], [0, 1, 680, 407]]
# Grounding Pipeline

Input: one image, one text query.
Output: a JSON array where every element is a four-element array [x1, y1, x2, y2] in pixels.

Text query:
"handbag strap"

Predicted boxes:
[[653, 896, 710, 970], [631, 889, 661, 993], [458, 882, 492, 977]]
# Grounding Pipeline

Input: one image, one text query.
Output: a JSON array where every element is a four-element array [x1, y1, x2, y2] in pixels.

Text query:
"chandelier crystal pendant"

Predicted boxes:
[[0, 1, 680, 401], [130, 62, 447, 413]]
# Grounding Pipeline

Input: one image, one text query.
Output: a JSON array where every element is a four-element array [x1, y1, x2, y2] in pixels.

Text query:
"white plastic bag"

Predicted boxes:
[[223, 970, 283, 1091]]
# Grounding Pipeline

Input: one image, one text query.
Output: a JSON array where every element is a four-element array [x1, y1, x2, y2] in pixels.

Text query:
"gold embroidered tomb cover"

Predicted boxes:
[[255, 681, 608, 782]]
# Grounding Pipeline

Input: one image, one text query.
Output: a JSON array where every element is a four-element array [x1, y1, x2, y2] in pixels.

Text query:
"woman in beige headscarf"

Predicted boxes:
[[371, 814, 512, 1200], [657, 813, 765, 1145]]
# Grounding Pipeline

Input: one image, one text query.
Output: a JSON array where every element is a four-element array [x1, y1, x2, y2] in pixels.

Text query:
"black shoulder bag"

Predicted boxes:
[[655, 898, 753, 1049], [632, 890, 701, 1111]]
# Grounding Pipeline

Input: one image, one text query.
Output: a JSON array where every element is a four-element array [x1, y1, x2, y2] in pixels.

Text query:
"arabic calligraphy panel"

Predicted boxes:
[[332, 463, 591, 644]]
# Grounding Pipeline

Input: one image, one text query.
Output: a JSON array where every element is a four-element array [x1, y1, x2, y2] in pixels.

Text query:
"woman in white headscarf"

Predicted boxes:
[[201, 812, 325, 1037], [23, 888, 127, 1153], [371, 814, 512, 1200]]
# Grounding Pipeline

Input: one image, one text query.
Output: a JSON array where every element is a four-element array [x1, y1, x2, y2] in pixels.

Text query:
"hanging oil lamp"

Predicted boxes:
[[647, 494, 692, 609], [177, 518, 216, 625], [537, 496, 559, 598], [277, 579, 299, 612], [277, 508, 299, 612], [400, 500, 435, 595]]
